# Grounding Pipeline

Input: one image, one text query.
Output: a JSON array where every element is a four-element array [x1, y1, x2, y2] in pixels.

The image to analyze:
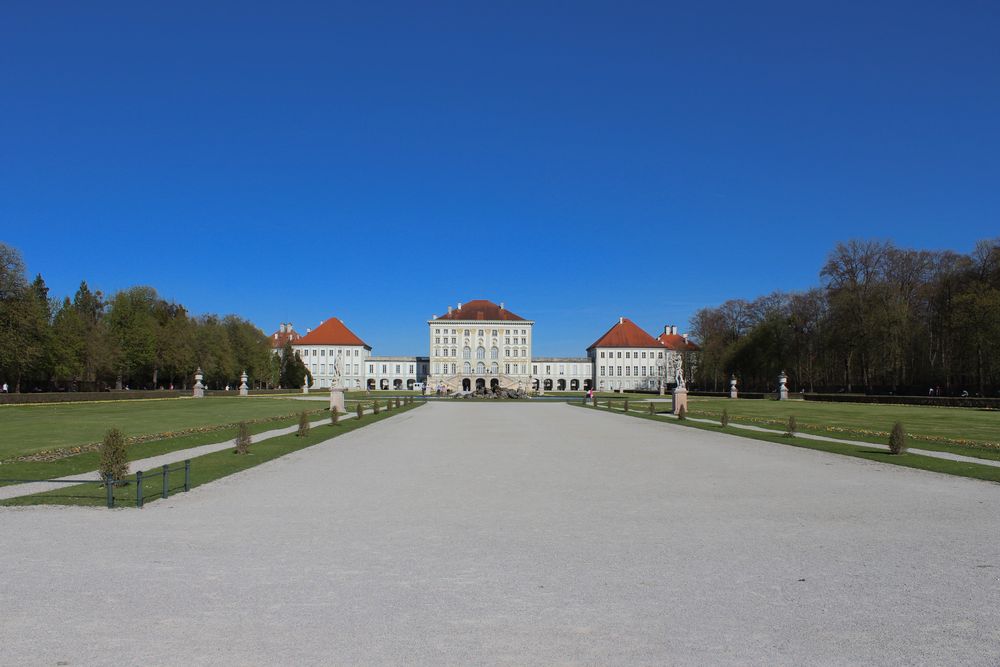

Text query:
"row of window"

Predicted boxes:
[[597, 350, 664, 359], [532, 364, 592, 376], [299, 347, 363, 357], [434, 347, 528, 359], [599, 366, 664, 377], [434, 328, 528, 336], [308, 363, 361, 376], [365, 363, 424, 375]]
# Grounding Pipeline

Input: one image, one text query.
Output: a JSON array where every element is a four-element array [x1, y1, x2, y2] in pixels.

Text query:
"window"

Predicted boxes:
[[464, 329, 470, 336], [463, 346, 471, 359], [478, 329, 483, 336], [505, 364, 510, 374], [476, 347, 485, 359], [533, 365, 538, 374], [600, 351, 605, 358], [492, 329, 497, 336], [381, 364, 387, 373], [477, 361, 485, 374], [450, 363, 456, 374], [617, 366, 622, 376], [600, 366, 605, 376], [451, 337, 456, 344], [320, 349, 326, 357], [490, 347, 498, 359], [625, 366, 631, 376], [395, 364, 401, 374], [491, 362, 499, 374], [642, 366, 647, 376], [642, 351, 647, 359], [625, 351, 630, 359], [658, 351, 663, 358], [409, 364, 414, 374], [320, 363, 326, 374], [634, 366, 639, 376], [368, 364, 374, 374]]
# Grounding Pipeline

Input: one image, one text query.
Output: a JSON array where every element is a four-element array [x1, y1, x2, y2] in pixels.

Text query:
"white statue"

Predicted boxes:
[[332, 350, 344, 388], [675, 357, 686, 390]]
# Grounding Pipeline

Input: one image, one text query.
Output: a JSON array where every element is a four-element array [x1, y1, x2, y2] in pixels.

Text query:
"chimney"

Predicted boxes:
[[619, 316, 624, 324], [447, 306, 453, 314], [500, 302, 504, 310], [683, 333, 688, 342], [673, 325, 679, 335], [457, 302, 462, 310], [306, 328, 311, 334], [664, 325, 670, 335]]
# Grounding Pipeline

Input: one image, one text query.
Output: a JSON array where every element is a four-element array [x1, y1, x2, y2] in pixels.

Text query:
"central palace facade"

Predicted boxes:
[[272, 299, 699, 393]]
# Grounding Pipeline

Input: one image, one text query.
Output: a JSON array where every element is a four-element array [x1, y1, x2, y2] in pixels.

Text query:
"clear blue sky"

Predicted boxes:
[[2, 1, 998, 356]]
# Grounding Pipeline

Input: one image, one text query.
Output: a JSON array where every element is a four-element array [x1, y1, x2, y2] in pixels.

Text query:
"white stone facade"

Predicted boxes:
[[295, 344, 369, 389], [532, 358, 594, 392], [366, 357, 430, 391], [591, 346, 669, 392]]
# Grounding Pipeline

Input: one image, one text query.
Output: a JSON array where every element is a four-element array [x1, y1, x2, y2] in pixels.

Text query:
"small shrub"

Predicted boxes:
[[591, 394, 597, 407], [297, 411, 310, 437], [889, 421, 907, 454], [720, 408, 729, 428], [624, 399, 629, 412], [98, 427, 129, 485], [677, 405, 687, 421], [785, 415, 797, 437], [386, 398, 392, 411], [373, 400, 380, 414], [234, 421, 252, 454], [330, 407, 339, 426], [648, 402, 655, 416], [356, 402, 363, 419]]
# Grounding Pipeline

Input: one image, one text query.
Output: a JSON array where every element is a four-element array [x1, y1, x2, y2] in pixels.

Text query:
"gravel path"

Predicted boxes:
[[1, 402, 998, 666]]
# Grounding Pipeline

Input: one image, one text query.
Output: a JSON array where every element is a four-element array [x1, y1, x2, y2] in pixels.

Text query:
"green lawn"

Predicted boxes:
[[590, 395, 1000, 460], [2, 400, 423, 507], [574, 402, 1000, 485], [0, 396, 323, 460]]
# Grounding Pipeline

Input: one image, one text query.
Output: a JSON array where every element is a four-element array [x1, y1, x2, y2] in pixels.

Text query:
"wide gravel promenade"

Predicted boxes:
[[2, 402, 999, 666]]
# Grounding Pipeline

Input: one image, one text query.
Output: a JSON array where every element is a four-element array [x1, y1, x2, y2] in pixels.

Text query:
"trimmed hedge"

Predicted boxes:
[[0, 390, 185, 405]]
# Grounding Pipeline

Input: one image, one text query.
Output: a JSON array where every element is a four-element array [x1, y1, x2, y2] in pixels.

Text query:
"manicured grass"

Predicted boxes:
[[0, 414, 313, 486], [2, 401, 423, 507], [0, 396, 322, 460], [591, 395, 1000, 460], [573, 402, 1000, 485], [682, 395, 1000, 456]]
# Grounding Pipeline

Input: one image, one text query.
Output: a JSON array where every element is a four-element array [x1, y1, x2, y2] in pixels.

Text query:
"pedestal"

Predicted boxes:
[[193, 384, 204, 399], [672, 388, 688, 415], [779, 387, 788, 400], [730, 388, 738, 399], [329, 388, 345, 414], [302, 384, 309, 395]]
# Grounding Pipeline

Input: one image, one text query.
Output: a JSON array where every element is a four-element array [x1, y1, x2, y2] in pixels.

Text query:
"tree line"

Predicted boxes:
[[0, 243, 311, 392], [690, 238, 1000, 396]]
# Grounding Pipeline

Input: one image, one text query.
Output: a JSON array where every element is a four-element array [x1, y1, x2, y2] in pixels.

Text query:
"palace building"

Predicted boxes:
[[274, 299, 698, 392]]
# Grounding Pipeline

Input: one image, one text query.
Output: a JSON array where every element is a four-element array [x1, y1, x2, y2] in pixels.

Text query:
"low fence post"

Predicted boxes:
[[184, 460, 191, 492], [136, 470, 144, 509], [162, 464, 169, 499], [106, 474, 114, 508]]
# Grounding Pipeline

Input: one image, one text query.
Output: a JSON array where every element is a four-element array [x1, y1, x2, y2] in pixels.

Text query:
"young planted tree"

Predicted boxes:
[[373, 400, 380, 415], [330, 407, 339, 426], [785, 415, 797, 437], [889, 421, 907, 455], [297, 411, 310, 437], [591, 394, 597, 408], [356, 402, 363, 419], [648, 402, 655, 416], [623, 399, 629, 413], [234, 421, 252, 454], [99, 427, 129, 485], [720, 408, 729, 428]]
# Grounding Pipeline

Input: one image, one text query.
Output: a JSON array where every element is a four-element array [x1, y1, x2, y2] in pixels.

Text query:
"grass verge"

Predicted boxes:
[[573, 401, 1000, 485], [1, 401, 423, 507]]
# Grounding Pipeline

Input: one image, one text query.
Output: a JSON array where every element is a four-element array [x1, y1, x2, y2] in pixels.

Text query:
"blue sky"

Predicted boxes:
[[2, 1, 998, 356]]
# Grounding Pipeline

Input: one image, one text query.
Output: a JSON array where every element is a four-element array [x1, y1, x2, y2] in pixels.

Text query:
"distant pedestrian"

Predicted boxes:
[[1, 382, 7, 393]]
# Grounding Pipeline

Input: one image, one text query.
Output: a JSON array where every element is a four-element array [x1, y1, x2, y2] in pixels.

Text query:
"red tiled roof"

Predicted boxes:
[[435, 299, 526, 321], [587, 318, 661, 349], [270, 328, 301, 349], [294, 317, 370, 348], [658, 332, 701, 352]]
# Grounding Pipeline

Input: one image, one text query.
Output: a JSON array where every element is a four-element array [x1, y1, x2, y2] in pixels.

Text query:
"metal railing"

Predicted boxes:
[[0, 459, 191, 509]]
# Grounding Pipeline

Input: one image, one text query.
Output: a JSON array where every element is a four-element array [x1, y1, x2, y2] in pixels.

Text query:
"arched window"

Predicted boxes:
[[463, 346, 471, 359], [463, 361, 471, 374], [476, 361, 485, 374], [476, 347, 485, 359], [490, 346, 498, 359], [491, 362, 499, 375]]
